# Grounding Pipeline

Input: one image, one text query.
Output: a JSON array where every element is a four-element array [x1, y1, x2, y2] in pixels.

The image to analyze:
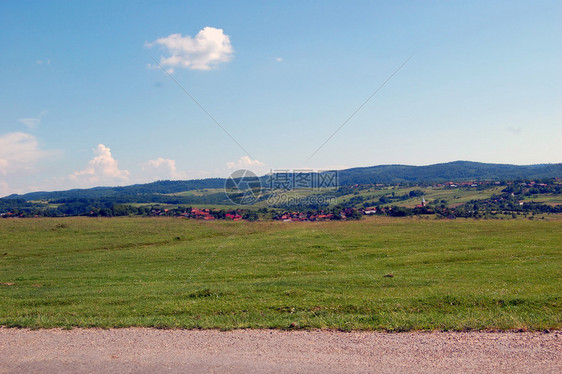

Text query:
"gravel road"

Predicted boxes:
[[0, 328, 560, 373]]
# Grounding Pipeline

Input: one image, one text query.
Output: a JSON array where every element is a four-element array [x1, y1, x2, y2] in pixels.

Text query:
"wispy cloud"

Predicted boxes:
[[141, 157, 188, 180], [0, 132, 57, 175], [139, 157, 222, 182], [225, 156, 268, 175], [275, 57, 283, 62], [18, 110, 47, 129], [146, 27, 233, 71], [0, 181, 21, 197], [36, 59, 51, 65]]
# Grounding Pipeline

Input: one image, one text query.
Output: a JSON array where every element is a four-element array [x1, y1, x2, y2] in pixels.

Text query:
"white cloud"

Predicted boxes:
[[0, 132, 55, 175], [275, 57, 283, 62], [226, 156, 266, 174], [507, 126, 522, 135], [141, 157, 188, 180], [69, 144, 129, 186], [0, 181, 21, 197], [147, 27, 234, 71], [36, 59, 50, 65], [18, 110, 47, 129]]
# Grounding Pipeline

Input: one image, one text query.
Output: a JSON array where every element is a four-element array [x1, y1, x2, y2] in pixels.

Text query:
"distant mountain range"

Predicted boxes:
[[5, 161, 562, 201]]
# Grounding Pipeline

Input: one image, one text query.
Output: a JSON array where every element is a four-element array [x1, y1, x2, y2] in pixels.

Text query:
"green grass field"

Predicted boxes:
[[0, 217, 560, 330]]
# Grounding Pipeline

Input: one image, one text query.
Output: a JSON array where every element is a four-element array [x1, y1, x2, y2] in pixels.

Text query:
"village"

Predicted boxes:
[[148, 207, 363, 221]]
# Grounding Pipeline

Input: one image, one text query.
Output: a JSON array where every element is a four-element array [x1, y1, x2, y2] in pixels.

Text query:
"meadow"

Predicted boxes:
[[0, 217, 560, 330]]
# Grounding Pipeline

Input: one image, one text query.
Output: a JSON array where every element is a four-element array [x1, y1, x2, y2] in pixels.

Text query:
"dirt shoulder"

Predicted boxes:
[[0, 328, 560, 373]]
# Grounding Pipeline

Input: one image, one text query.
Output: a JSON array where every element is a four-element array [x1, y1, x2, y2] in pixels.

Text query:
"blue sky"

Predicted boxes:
[[1, 0, 561, 196]]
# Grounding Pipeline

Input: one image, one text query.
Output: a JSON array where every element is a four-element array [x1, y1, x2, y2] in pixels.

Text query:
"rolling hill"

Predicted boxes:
[[3, 161, 562, 202], [335, 161, 562, 185]]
